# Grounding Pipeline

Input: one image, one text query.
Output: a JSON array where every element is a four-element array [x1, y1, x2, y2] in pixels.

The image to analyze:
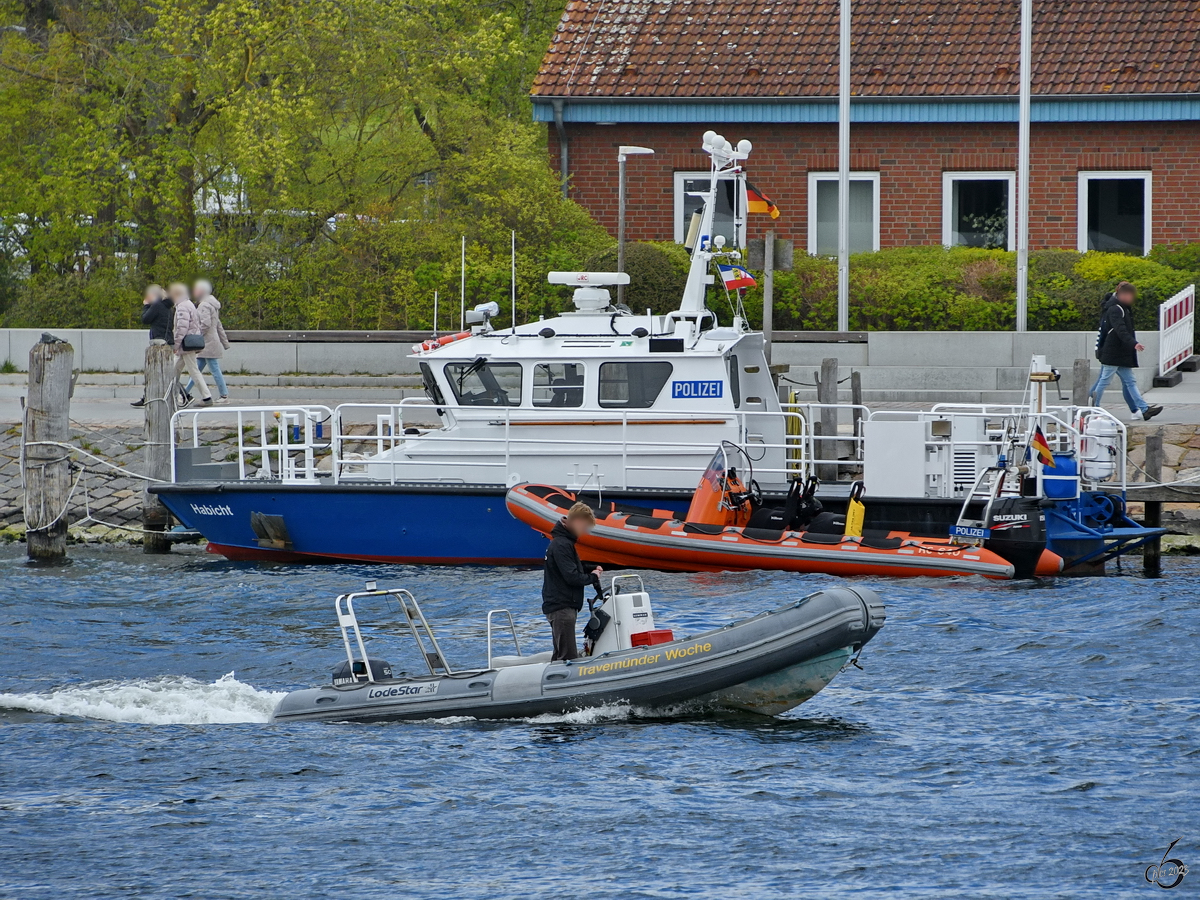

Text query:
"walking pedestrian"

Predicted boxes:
[[169, 282, 213, 408], [1088, 281, 1162, 421], [130, 284, 173, 408], [185, 279, 230, 404]]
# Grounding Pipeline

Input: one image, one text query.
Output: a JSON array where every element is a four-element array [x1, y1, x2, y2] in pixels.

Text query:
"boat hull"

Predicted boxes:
[[507, 484, 1018, 579], [150, 481, 1121, 572], [151, 482, 577, 565], [270, 586, 886, 723]]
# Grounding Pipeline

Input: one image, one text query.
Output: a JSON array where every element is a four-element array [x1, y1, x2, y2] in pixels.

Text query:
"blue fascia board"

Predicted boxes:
[[533, 97, 1200, 124]]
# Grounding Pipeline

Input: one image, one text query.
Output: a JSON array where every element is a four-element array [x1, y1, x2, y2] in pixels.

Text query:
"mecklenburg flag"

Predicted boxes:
[[1029, 426, 1056, 467], [718, 264, 757, 290], [746, 182, 780, 218]]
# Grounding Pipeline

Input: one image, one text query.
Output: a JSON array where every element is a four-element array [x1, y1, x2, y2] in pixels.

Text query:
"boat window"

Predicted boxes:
[[533, 363, 585, 408], [444, 360, 522, 407], [419, 362, 445, 405], [727, 355, 740, 407], [598, 362, 673, 409]]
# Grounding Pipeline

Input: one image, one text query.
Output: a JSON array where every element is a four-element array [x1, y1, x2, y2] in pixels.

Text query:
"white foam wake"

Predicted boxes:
[[522, 702, 634, 725], [0, 672, 286, 725]]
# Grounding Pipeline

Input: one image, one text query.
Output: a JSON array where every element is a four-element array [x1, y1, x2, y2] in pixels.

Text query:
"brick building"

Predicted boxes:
[[531, 1, 1200, 255]]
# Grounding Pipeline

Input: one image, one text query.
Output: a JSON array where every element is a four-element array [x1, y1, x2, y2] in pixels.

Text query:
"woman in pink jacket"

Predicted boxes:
[[184, 279, 231, 403], [170, 282, 212, 407]]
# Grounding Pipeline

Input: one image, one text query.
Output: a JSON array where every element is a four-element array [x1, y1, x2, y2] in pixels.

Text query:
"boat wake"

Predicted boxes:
[[523, 702, 635, 725], [0, 672, 285, 725]]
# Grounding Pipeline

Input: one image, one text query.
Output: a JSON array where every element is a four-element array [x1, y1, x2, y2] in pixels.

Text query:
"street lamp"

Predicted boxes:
[[617, 145, 655, 306]]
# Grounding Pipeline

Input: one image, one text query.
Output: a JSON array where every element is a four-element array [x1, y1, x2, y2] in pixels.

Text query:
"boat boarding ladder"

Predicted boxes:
[[336, 584, 454, 679], [952, 466, 1008, 544]]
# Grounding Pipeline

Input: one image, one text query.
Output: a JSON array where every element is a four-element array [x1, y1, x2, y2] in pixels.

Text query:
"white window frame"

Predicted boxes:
[[1077, 171, 1152, 256], [941, 171, 1016, 250], [673, 171, 744, 246], [807, 172, 881, 256]]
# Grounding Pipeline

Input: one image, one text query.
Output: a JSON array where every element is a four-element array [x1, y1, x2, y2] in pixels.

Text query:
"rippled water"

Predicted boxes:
[[1, 547, 1197, 899]]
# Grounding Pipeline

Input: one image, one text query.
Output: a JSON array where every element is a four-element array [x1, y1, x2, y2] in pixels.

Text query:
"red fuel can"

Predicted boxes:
[[631, 629, 674, 647]]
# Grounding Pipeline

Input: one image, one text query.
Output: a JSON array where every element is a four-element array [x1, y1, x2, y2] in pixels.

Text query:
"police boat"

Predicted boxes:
[[270, 577, 886, 724]]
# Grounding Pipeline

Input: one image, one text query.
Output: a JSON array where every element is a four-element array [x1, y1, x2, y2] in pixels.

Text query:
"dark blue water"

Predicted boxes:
[[1, 547, 1197, 899]]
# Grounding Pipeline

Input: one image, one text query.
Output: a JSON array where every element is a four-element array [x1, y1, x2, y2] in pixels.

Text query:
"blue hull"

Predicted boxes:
[[152, 482, 1155, 572], [152, 483, 692, 564]]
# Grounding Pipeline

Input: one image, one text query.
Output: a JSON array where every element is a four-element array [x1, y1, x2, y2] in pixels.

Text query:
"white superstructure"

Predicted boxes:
[[345, 131, 789, 490]]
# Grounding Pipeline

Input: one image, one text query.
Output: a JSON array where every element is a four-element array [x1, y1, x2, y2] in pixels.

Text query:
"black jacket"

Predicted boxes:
[[541, 520, 595, 615], [141, 297, 175, 344], [1096, 293, 1139, 368]]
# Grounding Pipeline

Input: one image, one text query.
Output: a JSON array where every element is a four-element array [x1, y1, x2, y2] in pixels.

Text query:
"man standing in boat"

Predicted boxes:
[[1089, 281, 1163, 421], [542, 503, 603, 661]]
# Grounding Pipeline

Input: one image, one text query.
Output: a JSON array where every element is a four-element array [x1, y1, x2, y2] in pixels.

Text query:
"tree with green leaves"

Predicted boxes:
[[0, 0, 611, 327]]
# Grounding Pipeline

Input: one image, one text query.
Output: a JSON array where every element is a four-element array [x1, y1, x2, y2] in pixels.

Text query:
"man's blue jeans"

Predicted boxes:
[[186, 357, 228, 398], [1089, 364, 1147, 413]]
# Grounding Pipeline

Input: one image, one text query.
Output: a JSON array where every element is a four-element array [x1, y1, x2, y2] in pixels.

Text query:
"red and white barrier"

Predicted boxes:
[[1159, 283, 1195, 376]]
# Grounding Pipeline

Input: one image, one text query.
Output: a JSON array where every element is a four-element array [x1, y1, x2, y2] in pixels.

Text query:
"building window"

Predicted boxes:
[[674, 172, 742, 248], [807, 172, 880, 256], [443, 361, 522, 407], [942, 172, 1015, 250], [598, 362, 673, 409], [533, 362, 584, 408], [1078, 171, 1151, 255]]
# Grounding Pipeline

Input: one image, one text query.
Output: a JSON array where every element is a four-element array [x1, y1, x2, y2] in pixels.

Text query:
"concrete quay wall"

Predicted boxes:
[[0, 329, 1158, 390], [773, 331, 1161, 393]]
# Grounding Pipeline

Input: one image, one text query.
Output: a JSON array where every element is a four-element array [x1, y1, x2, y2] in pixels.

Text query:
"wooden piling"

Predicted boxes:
[[1072, 358, 1092, 407], [143, 342, 177, 553], [1143, 429, 1163, 578], [850, 370, 864, 461], [817, 357, 839, 482], [22, 337, 74, 561]]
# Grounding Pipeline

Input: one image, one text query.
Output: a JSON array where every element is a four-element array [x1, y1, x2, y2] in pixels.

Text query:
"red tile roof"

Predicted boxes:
[[532, 0, 1200, 98]]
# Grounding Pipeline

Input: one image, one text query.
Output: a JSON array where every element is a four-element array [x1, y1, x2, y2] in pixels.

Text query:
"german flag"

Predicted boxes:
[[1030, 426, 1056, 467], [746, 182, 780, 219]]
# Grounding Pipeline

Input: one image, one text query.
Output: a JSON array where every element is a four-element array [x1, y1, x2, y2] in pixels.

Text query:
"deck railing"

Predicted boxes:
[[330, 402, 812, 489], [170, 400, 1117, 496]]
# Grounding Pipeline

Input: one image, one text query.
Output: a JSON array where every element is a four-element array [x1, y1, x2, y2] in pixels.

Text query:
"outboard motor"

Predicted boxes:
[[983, 496, 1047, 579], [331, 657, 393, 686]]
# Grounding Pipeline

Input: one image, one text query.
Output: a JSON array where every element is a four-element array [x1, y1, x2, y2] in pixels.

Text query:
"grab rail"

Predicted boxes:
[[335, 585, 454, 680], [486, 609, 523, 668]]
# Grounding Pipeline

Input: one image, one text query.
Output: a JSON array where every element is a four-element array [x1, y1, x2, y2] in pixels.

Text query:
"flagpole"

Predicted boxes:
[[837, 0, 851, 333], [511, 229, 517, 327], [1016, 0, 1032, 332], [460, 236, 466, 331]]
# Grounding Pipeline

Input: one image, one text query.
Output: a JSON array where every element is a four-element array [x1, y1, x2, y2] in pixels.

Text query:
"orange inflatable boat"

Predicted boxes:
[[506, 448, 1045, 580]]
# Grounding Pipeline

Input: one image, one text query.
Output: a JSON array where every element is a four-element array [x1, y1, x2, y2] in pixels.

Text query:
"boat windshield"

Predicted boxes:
[[419, 362, 445, 405], [445, 360, 522, 407]]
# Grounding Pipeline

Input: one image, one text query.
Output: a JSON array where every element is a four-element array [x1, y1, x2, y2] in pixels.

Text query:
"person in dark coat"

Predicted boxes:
[[541, 502, 604, 661], [1088, 281, 1162, 421], [130, 284, 173, 408]]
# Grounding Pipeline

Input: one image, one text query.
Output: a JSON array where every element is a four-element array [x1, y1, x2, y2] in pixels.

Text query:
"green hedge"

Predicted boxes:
[[5, 238, 1198, 336], [611, 244, 1199, 334]]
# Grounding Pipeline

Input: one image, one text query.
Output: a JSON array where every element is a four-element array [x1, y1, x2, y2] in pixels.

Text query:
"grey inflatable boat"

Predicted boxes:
[[271, 576, 886, 724]]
